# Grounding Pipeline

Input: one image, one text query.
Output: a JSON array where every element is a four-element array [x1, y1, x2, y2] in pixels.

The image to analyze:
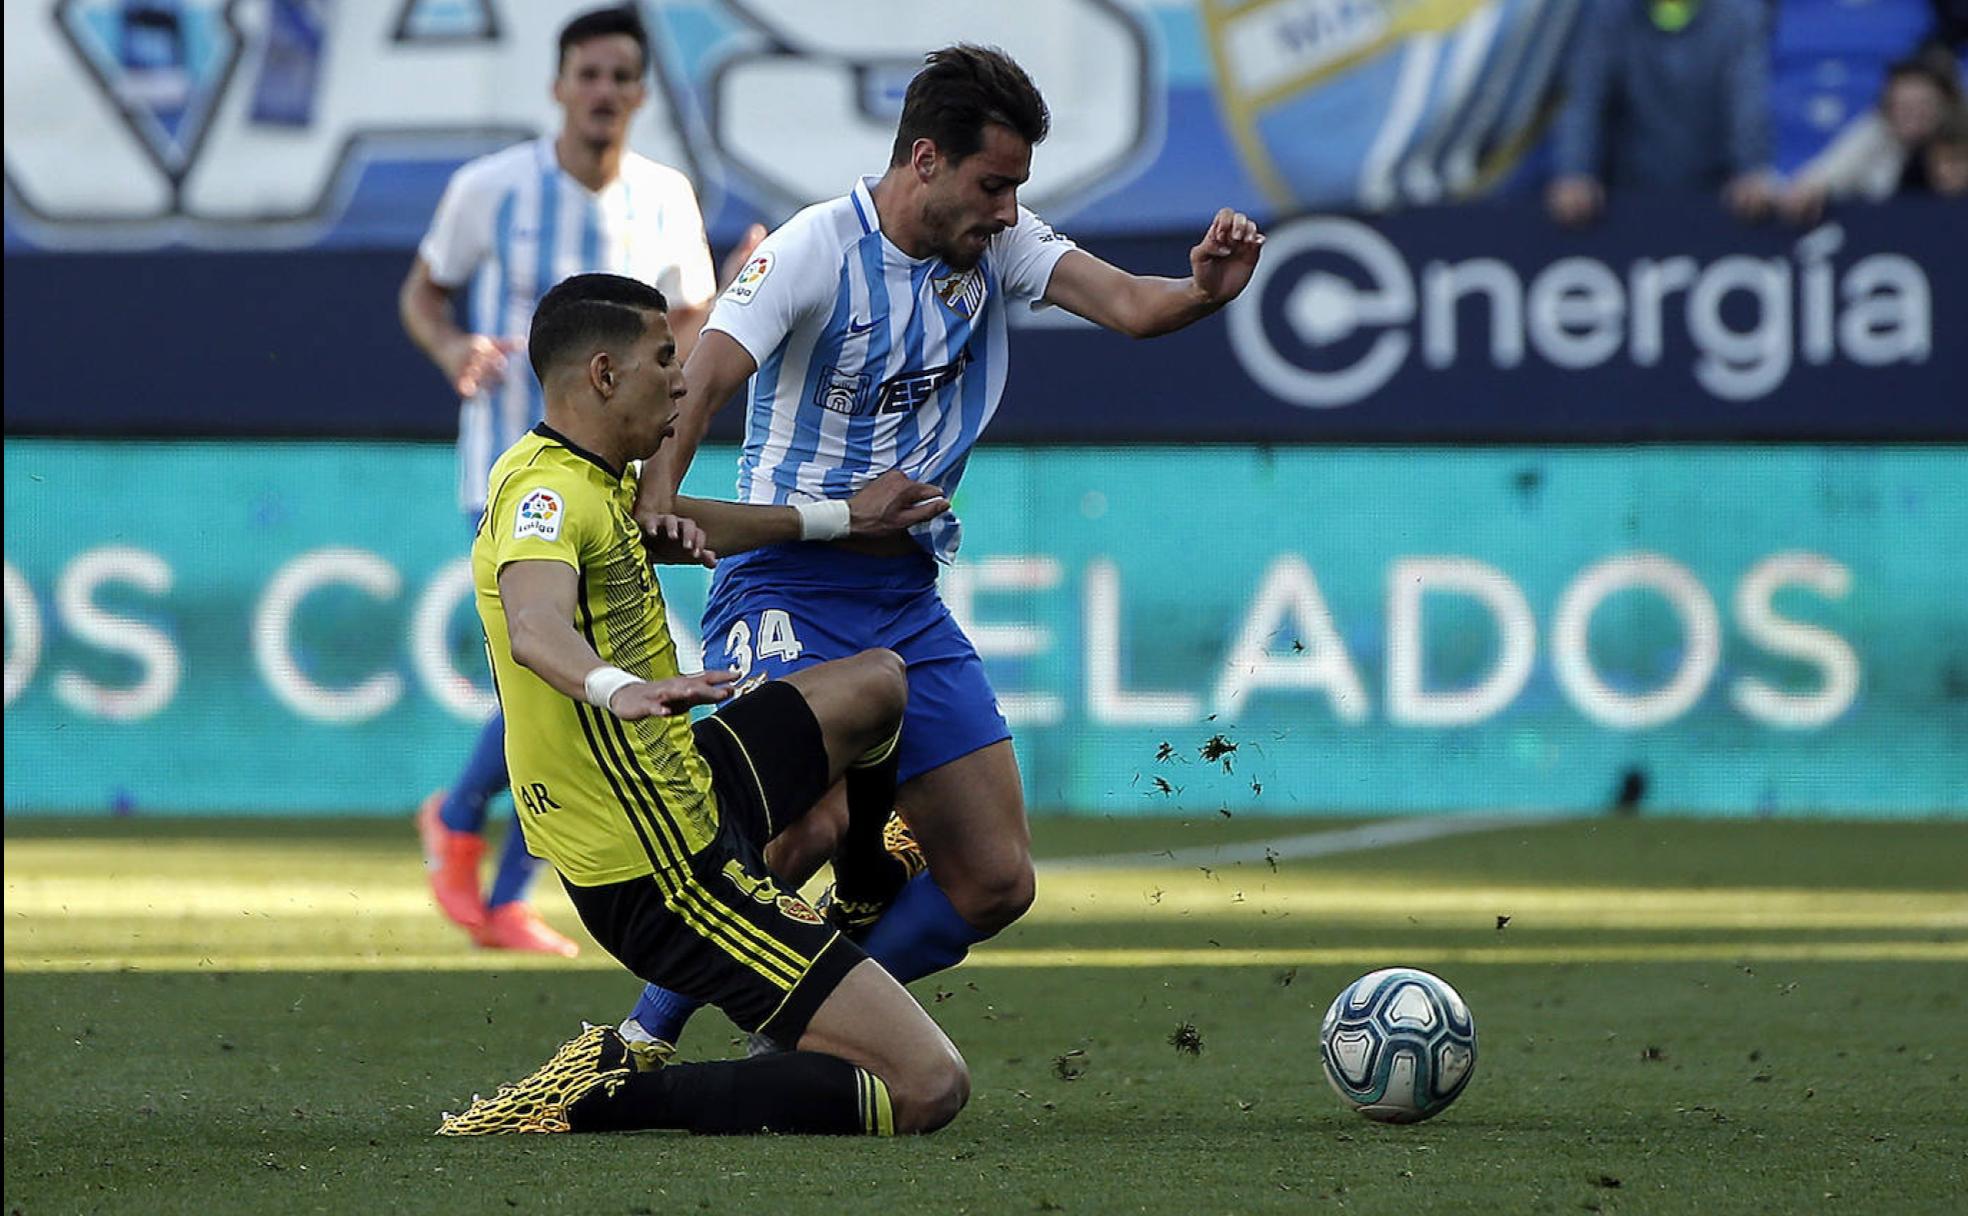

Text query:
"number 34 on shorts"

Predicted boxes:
[[722, 608, 807, 678]]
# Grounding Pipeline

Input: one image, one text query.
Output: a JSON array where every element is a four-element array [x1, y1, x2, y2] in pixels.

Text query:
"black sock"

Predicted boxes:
[[566, 1051, 893, 1135], [833, 731, 905, 906]]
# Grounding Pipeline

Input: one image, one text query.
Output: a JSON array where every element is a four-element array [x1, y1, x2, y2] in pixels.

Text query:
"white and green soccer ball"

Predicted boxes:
[[1318, 967, 1477, 1123]]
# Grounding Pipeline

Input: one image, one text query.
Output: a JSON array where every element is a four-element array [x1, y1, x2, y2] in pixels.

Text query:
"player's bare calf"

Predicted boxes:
[[797, 958, 971, 1133], [902, 740, 1035, 934]]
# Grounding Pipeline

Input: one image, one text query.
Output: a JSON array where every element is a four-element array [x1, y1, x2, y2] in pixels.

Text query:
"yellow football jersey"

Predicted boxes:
[[473, 425, 717, 885]]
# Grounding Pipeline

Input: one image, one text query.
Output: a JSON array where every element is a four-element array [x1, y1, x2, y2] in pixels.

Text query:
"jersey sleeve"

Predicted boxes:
[[486, 470, 608, 575], [647, 169, 717, 311], [419, 160, 499, 290], [702, 220, 837, 367], [994, 207, 1078, 302]]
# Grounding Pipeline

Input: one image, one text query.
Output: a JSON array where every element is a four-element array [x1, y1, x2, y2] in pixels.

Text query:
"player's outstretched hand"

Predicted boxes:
[[1190, 208, 1265, 306], [443, 333, 522, 398], [641, 512, 718, 568], [611, 668, 741, 720], [847, 469, 950, 537]]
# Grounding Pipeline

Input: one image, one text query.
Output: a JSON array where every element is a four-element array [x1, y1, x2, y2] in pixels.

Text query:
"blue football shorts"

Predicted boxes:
[[701, 542, 1011, 785]]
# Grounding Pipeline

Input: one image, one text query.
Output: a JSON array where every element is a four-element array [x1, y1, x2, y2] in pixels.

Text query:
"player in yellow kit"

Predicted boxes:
[[442, 272, 966, 1137]]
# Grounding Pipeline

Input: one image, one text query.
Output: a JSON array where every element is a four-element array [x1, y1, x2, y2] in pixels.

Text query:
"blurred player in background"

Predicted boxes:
[[617, 44, 1264, 1055], [440, 273, 965, 1137], [400, 4, 756, 955]]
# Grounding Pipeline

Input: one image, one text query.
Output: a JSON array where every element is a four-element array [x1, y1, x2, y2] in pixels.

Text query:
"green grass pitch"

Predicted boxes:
[[5, 814, 1965, 1214]]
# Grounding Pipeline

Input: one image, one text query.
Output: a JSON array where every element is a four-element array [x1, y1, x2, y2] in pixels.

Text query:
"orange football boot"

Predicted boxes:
[[473, 903, 581, 958], [417, 791, 488, 930]]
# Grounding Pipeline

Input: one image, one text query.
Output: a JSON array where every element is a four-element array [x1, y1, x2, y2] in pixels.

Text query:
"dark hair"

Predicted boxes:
[[889, 44, 1050, 167], [557, 4, 649, 76], [1884, 51, 1963, 102], [528, 273, 667, 384]]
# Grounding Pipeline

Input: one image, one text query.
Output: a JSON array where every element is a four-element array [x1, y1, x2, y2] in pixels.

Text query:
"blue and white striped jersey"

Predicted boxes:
[[704, 177, 1077, 562], [419, 138, 715, 512]]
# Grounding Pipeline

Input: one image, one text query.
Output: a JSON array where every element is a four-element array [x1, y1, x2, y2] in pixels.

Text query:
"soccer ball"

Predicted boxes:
[[1318, 967, 1477, 1123]]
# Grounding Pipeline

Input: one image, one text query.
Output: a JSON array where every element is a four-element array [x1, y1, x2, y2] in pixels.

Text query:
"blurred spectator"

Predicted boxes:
[[1921, 105, 1968, 194], [1931, 0, 1968, 49], [1780, 52, 1964, 221], [1547, 0, 1776, 225]]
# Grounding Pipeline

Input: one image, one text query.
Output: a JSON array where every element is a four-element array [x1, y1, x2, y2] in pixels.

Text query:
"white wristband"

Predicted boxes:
[[583, 665, 643, 713], [794, 499, 852, 542]]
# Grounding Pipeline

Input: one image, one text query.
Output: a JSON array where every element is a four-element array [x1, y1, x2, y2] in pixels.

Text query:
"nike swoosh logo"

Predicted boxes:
[[846, 318, 879, 335]]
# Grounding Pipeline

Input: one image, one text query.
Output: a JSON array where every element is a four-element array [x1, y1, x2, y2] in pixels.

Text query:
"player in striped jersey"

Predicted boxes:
[[441, 273, 964, 1137], [399, 5, 752, 955], [617, 45, 1264, 1052]]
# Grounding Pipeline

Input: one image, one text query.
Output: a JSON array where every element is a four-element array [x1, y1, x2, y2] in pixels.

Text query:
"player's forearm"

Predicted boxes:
[[636, 391, 718, 517], [635, 329, 757, 523], [668, 302, 709, 362], [669, 495, 801, 557], [659, 329, 757, 497], [1119, 275, 1221, 339], [400, 272, 464, 369], [507, 606, 610, 703], [662, 390, 720, 495]]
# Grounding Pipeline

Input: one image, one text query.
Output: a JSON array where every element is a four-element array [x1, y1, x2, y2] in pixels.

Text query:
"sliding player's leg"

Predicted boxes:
[[563, 958, 966, 1136], [631, 593, 1036, 1007], [793, 955, 970, 1133], [591, 685, 969, 1136], [762, 786, 846, 886], [444, 658, 968, 1135], [443, 872, 958, 1136], [621, 786, 843, 1058], [705, 571, 923, 909], [621, 650, 913, 1053]]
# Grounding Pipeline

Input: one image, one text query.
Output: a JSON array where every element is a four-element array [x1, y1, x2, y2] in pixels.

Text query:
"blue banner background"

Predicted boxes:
[[6, 199, 1963, 441], [7, 440, 1964, 817]]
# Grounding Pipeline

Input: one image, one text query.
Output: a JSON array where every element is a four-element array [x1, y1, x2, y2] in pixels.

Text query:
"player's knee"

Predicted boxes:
[[890, 1052, 970, 1135], [856, 647, 908, 719], [763, 798, 846, 886], [947, 860, 1036, 935], [837, 648, 907, 751]]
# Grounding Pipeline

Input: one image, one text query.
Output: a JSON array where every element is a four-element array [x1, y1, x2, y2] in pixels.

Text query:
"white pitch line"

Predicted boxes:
[[1039, 815, 1549, 873]]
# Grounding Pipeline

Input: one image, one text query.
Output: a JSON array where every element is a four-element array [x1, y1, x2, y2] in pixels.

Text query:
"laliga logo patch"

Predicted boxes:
[[724, 252, 774, 305], [933, 268, 986, 318], [514, 487, 563, 541]]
